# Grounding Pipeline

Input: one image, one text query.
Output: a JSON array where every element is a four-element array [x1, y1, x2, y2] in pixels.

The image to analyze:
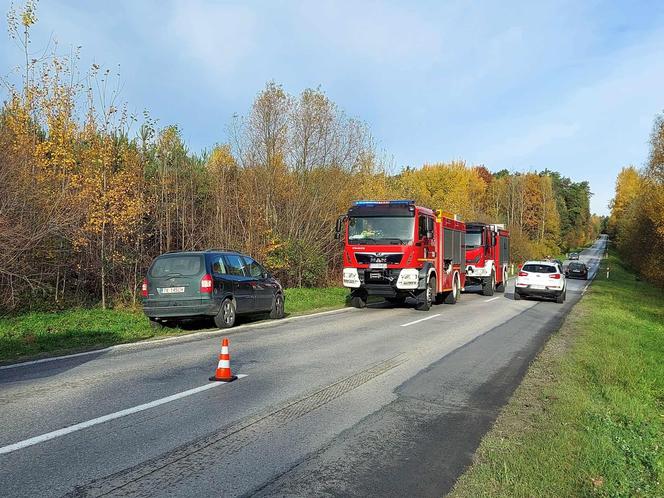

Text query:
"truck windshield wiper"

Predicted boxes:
[[378, 237, 405, 244]]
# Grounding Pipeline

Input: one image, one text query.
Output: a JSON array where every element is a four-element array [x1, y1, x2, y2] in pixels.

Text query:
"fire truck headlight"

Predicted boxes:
[[396, 268, 419, 289], [343, 268, 361, 288]]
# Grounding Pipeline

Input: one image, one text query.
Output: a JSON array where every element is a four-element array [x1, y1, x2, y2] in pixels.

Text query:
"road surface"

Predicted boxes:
[[0, 237, 606, 497]]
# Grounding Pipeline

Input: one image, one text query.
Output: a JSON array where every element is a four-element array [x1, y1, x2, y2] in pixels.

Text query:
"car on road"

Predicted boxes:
[[142, 250, 285, 329], [515, 260, 566, 303], [569, 252, 579, 260], [565, 261, 588, 280]]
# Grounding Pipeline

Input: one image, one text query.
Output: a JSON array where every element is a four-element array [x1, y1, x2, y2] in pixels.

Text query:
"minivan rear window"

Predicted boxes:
[[522, 264, 557, 274], [150, 255, 202, 277]]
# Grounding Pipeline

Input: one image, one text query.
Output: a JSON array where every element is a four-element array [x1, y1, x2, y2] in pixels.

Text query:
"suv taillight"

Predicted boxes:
[[141, 278, 148, 298], [200, 274, 213, 293], [518, 271, 528, 277], [549, 273, 561, 279]]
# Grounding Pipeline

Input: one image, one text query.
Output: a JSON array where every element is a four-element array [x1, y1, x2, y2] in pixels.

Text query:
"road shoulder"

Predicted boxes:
[[450, 251, 664, 497]]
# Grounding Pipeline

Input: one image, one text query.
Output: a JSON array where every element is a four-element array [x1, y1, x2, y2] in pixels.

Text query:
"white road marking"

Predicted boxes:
[[0, 375, 247, 455], [484, 297, 501, 302], [400, 314, 441, 327]]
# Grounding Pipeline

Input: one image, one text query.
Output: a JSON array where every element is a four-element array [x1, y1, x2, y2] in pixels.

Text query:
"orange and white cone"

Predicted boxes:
[[209, 337, 238, 382]]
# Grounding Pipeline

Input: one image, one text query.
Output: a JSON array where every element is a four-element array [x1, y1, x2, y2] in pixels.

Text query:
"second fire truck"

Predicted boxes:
[[464, 222, 510, 295]]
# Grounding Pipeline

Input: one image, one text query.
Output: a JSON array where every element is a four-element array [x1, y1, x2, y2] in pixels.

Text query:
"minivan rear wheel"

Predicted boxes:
[[214, 298, 236, 328], [149, 318, 164, 329]]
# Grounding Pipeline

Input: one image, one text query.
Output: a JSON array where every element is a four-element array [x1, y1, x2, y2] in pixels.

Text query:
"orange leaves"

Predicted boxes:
[[395, 161, 486, 220]]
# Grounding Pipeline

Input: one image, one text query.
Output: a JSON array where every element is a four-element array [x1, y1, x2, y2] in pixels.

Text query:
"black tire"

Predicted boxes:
[[496, 267, 506, 292], [149, 318, 164, 329], [350, 290, 367, 309], [482, 270, 495, 296], [444, 275, 459, 304], [386, 296, 406, 306], [416, 276, 435, 311], [514, 291, 521, 301], [214, 298, 236, 328], [556, 290, 566, 304], [269, 293, 285, 319]]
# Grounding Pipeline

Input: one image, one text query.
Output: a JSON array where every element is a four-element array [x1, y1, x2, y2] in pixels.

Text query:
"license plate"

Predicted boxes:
[[160, 287, 185, 294], [530, 284, 545, 290], [370, 272, 382, 280], [369, 263, 387, 269]]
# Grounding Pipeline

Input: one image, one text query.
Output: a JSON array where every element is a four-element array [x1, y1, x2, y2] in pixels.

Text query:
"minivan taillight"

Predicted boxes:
[[518, 271, 528, 277], [141, 278, 148, 298], [200, 274, 213, 293], [549, 273, 561, 279]]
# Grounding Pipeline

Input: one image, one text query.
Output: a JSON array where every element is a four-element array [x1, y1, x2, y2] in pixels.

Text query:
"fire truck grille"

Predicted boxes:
[[355, 253, 403, 265]]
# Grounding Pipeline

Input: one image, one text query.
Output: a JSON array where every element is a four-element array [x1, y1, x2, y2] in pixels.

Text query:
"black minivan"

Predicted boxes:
[[142, 250, 285, 329]]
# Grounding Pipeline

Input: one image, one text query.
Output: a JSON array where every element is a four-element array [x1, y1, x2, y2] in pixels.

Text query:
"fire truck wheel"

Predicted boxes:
[[496, 267, 507, 292], [482, 270, 496, 296], [444, 276, 458, 304], [350, 291, 367, 308], [416, 276, 435, 311]]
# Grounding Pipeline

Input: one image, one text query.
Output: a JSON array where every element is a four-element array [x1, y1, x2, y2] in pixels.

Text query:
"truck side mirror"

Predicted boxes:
[[334, 215, 345, 240]]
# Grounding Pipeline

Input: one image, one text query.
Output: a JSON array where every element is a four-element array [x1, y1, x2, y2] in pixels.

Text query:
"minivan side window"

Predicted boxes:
[[223, 254, 246, 277], [210, 256, 227, 275], [243, 257, 265, 278]]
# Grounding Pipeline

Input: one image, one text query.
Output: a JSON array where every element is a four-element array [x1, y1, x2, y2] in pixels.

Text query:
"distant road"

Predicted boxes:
[[0, 237, 607, 497]]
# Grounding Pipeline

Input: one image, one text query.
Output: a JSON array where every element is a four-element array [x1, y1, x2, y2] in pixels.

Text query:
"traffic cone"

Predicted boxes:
[[209, 338, 238, 382]]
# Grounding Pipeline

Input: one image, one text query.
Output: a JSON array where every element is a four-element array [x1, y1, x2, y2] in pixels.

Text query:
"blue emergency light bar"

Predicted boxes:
[[353, 200, 415, 206]]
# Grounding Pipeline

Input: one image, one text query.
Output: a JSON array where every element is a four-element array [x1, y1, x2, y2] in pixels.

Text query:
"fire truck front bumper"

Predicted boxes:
[[466, 264, 492, 277], [343, 267, 425, 296]]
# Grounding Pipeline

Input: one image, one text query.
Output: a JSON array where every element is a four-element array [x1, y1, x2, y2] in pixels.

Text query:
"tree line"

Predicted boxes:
[[608, 112, 664, 286], [0, 3, 599, 311]]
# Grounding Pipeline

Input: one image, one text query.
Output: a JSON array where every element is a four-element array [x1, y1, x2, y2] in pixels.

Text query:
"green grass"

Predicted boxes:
[[283, 286, 349, 315], [451, 250, 664, 497], [0, 287, 351, 363]]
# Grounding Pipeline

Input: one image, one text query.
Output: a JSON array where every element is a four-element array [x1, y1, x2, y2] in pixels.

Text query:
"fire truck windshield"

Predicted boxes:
[[465, 231, 483, 248], [348, 217, 414, 245]]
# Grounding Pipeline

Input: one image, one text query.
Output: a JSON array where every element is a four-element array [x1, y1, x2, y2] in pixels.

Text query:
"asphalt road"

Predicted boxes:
[[0, 236, 607, 497]]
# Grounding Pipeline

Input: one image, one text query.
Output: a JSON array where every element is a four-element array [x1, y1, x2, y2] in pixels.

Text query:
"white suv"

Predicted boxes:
[[515, 261, 566, 303]]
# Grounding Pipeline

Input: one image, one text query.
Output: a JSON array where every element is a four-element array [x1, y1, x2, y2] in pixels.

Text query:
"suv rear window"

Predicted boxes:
[[522, 264, 557, 273], [569, 262, 586, 269], [150, 255, 202, 277]]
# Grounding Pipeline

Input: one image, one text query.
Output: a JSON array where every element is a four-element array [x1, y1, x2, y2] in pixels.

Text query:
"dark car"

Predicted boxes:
[[565, 261, 588, 280], [142, 250, 284, 329]]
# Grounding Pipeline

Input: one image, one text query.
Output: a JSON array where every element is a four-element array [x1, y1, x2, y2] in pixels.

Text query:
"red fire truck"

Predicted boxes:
[[464, 223, 510, 295], [335, 200, 466, 311]]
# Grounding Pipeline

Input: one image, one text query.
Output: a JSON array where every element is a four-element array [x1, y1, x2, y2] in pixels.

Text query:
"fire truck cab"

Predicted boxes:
[[336, 200, 466, 311], [464, 223, 510, 296]]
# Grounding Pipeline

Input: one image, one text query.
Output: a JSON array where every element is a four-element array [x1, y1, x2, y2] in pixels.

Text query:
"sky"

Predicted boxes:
[[1, 1, 663, 215]]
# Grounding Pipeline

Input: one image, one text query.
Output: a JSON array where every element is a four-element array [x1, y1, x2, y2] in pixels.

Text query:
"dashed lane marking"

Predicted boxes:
[[0, 375, 247, 455], [400, 314, 441, 327]]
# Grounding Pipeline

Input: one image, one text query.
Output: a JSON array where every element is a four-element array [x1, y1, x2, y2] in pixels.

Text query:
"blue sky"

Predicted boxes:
[[2, 1, 663, 215]]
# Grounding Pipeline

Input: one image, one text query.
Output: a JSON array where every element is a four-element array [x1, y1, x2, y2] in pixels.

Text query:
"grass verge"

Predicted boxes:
[[0, 287, 350, 363], [450, 250, 664, 497]]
